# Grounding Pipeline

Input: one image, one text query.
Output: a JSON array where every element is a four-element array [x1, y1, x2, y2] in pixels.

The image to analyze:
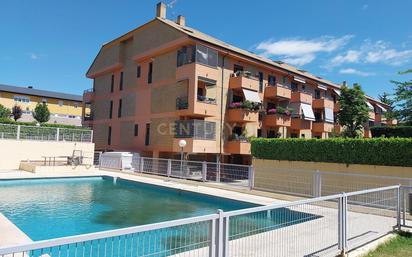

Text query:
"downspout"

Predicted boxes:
[[219, 53, 229, 163]]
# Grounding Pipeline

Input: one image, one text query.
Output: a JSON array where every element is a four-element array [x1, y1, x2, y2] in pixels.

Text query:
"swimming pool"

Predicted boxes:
[[0, 176, 320, 256], [0, 176, 258, 241]]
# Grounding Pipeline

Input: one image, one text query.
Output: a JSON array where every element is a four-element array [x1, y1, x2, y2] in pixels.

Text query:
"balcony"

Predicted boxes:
[[312, 98, 334, 109], [368, 111, 376, 121], [375, 113, 387, 123], [264, 84, 291, 99], [312, 122, 334, 133], [291, 91, 312, 104], [263, 114, 291, 127], [176, 96, 218, 117], [229, 74, 259, 91], [172, 138, 218, 153], [83, 88, 94, 103], [291, 118, 312, 130], [225, 138, 251, 155], [227, 108, 259, 123]]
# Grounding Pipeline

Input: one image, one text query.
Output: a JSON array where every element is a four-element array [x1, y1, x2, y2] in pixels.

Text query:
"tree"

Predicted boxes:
[[0, 104, 11, 119], [378, 92, 397, 121], [11, 105, 23, 121], [391, 69, 412, 125], [32, 103, 50, 123], [337, 83, 369, 138]]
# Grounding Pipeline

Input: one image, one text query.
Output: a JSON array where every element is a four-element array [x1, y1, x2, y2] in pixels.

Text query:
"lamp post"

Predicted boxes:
[[178, 139, 187, 176]]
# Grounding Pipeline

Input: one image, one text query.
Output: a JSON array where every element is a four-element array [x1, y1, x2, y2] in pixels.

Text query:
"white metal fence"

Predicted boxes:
[[0, 124, 93, 142], [0, 185, 403, 257], [254, 167, 412, 198], [99, 156, 253, 189]]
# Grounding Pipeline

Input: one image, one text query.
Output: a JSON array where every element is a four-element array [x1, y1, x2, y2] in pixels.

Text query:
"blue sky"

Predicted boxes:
[[1, 0, 411, 98]]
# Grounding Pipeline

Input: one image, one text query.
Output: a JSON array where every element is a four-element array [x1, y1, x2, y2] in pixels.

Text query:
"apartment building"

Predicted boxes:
[[0, 84, 83, 126], [84, 2, 392, 164]]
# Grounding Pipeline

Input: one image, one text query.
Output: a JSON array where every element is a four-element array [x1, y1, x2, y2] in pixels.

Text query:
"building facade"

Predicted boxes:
[[0, 84, 83, 126], [84, 2, 393, 164]]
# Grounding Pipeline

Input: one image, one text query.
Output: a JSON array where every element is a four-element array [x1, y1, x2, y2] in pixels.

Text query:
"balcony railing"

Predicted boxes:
[[291, 90, 313, 103], [83, 88, 94, 94], [264, 83, 292, 99], [229, 72, 259, 91], [176, 96, 189, 110], [197, 95, 216, 104], [175, 120, 216, 140]]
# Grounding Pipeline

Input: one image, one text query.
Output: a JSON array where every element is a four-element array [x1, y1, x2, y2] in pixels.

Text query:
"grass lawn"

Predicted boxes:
[[364, 232, 412, 257]]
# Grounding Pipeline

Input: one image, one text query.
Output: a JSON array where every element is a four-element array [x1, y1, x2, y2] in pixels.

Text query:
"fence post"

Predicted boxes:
[[313, 170, 322, 197], [338, 193, 348, 256], [16, 125, 20, 140], [248, 166, 254, 190], [202, 161, 207, 182], [209, 217, 217, 257], [56, 128, 60, 141], [90, 129, 93, 143], [167, 159, 172, 177], [396, 185, 401, 230], [139, 157, 144, 173], [216, 161, 221, 183], [216, 209, 224, 257]]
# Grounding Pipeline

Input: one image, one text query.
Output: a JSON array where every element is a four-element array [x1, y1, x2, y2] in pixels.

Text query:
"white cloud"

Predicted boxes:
[[255, 35, 353, 66], [339, 68, 375, 77], [328, 40, 412, 67], [330, 50, 361, 66], [29, 53, 38, 60]]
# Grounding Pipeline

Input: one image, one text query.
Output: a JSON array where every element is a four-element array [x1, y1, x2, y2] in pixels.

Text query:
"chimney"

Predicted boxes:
[[176, 15, 186, 26], [156, 2, 166, 19]]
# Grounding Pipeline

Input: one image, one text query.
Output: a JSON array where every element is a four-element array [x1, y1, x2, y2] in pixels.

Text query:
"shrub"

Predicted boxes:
[[32, 103, 50, 123], [0, 118, 89, 130], [251, 137, 412, 167], [371, 126, 412, 138], [0, 104, 11, 119]]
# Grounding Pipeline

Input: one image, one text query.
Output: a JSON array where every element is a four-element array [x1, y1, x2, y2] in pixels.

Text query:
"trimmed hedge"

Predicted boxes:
[[0, 118, 90, 130], [251, 138, 412, 167], [371, 126, 412, 138]]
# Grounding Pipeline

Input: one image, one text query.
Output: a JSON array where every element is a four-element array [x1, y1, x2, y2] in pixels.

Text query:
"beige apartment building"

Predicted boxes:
[[84, 2, 392, 164]]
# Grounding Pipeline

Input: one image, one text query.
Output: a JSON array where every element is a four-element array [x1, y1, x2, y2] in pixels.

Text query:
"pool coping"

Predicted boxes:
[[0, 213, 32, 247]]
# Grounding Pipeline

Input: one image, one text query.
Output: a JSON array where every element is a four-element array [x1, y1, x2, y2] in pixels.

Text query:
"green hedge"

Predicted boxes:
[[251, 138, 412, 167], [371, 126, 412, 138], [0, 118, 90, 130]]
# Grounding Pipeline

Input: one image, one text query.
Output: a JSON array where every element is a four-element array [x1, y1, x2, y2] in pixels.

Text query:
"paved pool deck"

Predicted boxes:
[[0, 169, 410, 257]]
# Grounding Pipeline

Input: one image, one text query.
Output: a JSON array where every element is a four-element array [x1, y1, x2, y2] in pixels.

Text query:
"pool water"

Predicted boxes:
[[0, 176, 257, 241]]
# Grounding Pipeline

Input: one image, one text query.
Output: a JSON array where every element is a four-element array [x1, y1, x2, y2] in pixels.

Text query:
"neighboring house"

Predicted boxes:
[[0, 84, 83, 126], [84, 2, 392, 164]]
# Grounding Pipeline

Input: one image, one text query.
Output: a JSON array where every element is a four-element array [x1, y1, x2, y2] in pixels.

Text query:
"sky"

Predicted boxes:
[[1, 0, 411, 98]]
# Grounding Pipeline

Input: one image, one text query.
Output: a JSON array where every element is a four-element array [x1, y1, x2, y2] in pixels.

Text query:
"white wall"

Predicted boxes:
[[0, 139, 95, 170]]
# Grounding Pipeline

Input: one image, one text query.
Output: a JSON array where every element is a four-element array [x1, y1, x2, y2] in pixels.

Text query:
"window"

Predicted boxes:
[[177, 46, 195, 67], [268, 75, 276, 86], [315, 112, 322, 122], [258, 72, 263, 93], [74, 102, 79, 108], [291, 83, 298, 92], [302, 85, 306, 92], [134, 124, 139, 136], [118, 99, 122, 118], [136, 66, 141, 78], [110, 74, 114, 93], [14, 96, 30, 103], [234, 64, 243, 74], [108, 126, 112, 145], [145, 123, 150, 145], [257, 129, 262, 138], [148, 62, 153, 84], [109, 100, 113, 119], [42, 98, 47, 103], [315, 89, 321, 99], [58, 100, 64, 107], [120, 72, 124, 90], [282, 76, 288, 85], [196, 45, 218, 67]]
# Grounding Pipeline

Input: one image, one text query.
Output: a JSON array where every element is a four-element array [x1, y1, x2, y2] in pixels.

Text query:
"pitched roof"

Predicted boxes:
[[0, 84, 82, 102]]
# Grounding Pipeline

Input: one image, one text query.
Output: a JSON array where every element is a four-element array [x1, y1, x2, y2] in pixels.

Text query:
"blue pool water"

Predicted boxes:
[[0, 176, 256, 241], [0, 176, 319, 257]]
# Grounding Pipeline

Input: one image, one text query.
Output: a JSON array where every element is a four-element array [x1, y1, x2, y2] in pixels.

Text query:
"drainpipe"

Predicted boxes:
[[219, 53, 229, 163]]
